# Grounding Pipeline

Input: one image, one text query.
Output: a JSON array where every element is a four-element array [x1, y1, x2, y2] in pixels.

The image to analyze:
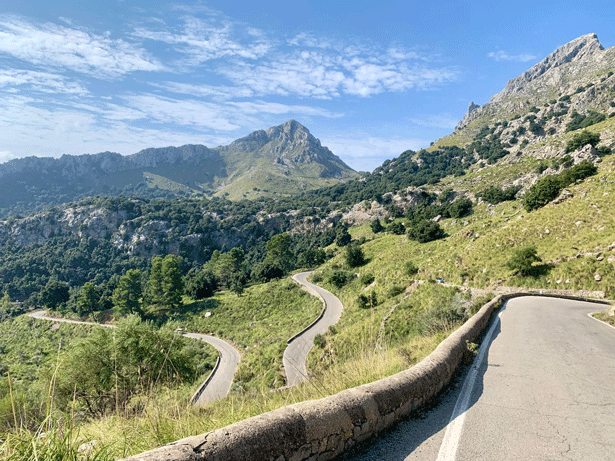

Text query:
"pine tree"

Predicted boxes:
[[113, 269, 143, 316]]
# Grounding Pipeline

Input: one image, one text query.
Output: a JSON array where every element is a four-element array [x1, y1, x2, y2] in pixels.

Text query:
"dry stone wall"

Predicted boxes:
[[122, 293, 608, 461]]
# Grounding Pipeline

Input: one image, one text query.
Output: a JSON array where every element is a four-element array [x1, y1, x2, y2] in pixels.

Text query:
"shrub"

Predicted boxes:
[[524, 160, 597, 211], [344, 244, 366, 268], [522, 175, 563, 211], [480, 185, 520, 204], [407, 220, 445, 243], [360, 273, 375, 285], [370, 219, 384, 234], [507, 246, 541, 276], [328, 270, 354, 289], [388, 285, 405, 297], [566, 130, 600, 152], [388, 221, 406, 235], [314, 334, 326, 348], [449, 198, 473, 218], [356, 291, 378, 309], [405, 261, 419, 276]]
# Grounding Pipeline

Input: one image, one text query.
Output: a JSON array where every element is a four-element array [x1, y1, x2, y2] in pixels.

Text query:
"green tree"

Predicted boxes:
[[264, 233, 294, 273], [388, 221, 406, 235], [113, 269, 143, 316], [161, 254, 184, 310], [148, 256, 164, 306], [507, 246, 542, 276], [370, 219, 384, 234], [77, 282, 100, 316], [335, 226, 352, 247], [407, 220, 445, 243], [185, 267, 216, 300], [345, 244, 366, 268], [40, 278, 70, 310]]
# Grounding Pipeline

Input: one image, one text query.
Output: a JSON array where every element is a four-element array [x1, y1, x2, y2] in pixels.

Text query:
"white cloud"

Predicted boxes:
[[153, 81, 254, 100], [220, 47, 459, 99], [119, 94, 240, 130], [0, 16, 165, 77], [132, 15, 271, 66], [488, 50, 537, 63], [0, 69, 88, 95]]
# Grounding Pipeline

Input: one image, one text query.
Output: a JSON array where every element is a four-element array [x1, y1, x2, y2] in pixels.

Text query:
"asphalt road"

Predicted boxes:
[[27, 310, 239, 406], [183, 332, 240, 406], [283, 271, 344, 386], [344, 296, 615, 461]]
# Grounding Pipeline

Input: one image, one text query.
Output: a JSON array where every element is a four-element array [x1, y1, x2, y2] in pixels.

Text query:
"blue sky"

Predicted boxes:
[[1, 1, 613, 171]]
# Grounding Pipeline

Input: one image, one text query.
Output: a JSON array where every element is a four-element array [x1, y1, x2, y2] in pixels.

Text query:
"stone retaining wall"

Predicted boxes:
[[122, 293, 609, 461]]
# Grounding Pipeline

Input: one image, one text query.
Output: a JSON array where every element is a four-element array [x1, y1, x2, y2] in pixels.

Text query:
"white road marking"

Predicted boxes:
[[435, 304, 506, 461]]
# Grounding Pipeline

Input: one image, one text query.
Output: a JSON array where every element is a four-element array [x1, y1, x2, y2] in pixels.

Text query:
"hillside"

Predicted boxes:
[[0, 120, 357, 216], [2, 33, 615, 459]]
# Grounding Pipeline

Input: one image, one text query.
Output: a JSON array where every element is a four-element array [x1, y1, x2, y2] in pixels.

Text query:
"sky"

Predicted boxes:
[[0, 1, 614, 172]]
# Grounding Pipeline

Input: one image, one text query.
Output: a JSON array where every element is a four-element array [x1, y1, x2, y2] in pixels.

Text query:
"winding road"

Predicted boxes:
[[344, 296, 615, 460], [28, 270, 341, 404], [283, 271, 344, 386], [27, 310, 240, 406]]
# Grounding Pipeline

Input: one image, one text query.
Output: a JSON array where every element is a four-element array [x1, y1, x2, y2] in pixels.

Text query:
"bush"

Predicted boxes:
[[360, 273, 375, 285], [370, 219, 384, 234], [356, 291, 377, 309], [449, 198, 473, 218], [388, 221, 406, 235], [335, 226, 352, 247], [522, 175, 563, 211], [523, 160, 597, 211], [314, 334, 326, 348], [407, 220, 445, 243], [405, 261, 419, 276], [480, 185, 520, 204], [345, 244, 366, 268], [388, 285, 405, 297], [507, 246, 541, 276], [566, 130, 600, 152], [328, 270, 354, 289]]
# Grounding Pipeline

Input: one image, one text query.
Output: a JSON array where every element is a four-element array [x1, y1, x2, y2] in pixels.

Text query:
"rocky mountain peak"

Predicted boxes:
[[492, 33, 605, 103], [456, 33, 613, 130]]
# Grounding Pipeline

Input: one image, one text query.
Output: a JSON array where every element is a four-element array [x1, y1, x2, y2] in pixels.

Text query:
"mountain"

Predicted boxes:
[[0, 120, 357, 216], [2, 33, 615, 305]]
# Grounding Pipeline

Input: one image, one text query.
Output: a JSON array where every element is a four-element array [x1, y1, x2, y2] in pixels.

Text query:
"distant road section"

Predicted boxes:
[[27, 310, 239, 406], [183, 332, 240, 406], [283, 271, 344, 386]]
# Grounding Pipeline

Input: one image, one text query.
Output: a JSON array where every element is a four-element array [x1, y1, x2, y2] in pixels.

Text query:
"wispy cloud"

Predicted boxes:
[[0, 69, 88, 95], [132, 15, 271, 67], [0, 16, 165, 77], [220, 48, 459, 99], [487, 50, 537, 63]]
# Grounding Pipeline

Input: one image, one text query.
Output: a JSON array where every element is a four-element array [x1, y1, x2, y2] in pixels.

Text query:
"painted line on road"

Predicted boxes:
[[435, 303, 506, 461]]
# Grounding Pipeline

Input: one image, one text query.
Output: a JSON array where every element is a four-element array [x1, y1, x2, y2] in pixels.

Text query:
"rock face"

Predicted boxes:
[[0, 120, 356, 215], [456, 33, 615, 130]]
